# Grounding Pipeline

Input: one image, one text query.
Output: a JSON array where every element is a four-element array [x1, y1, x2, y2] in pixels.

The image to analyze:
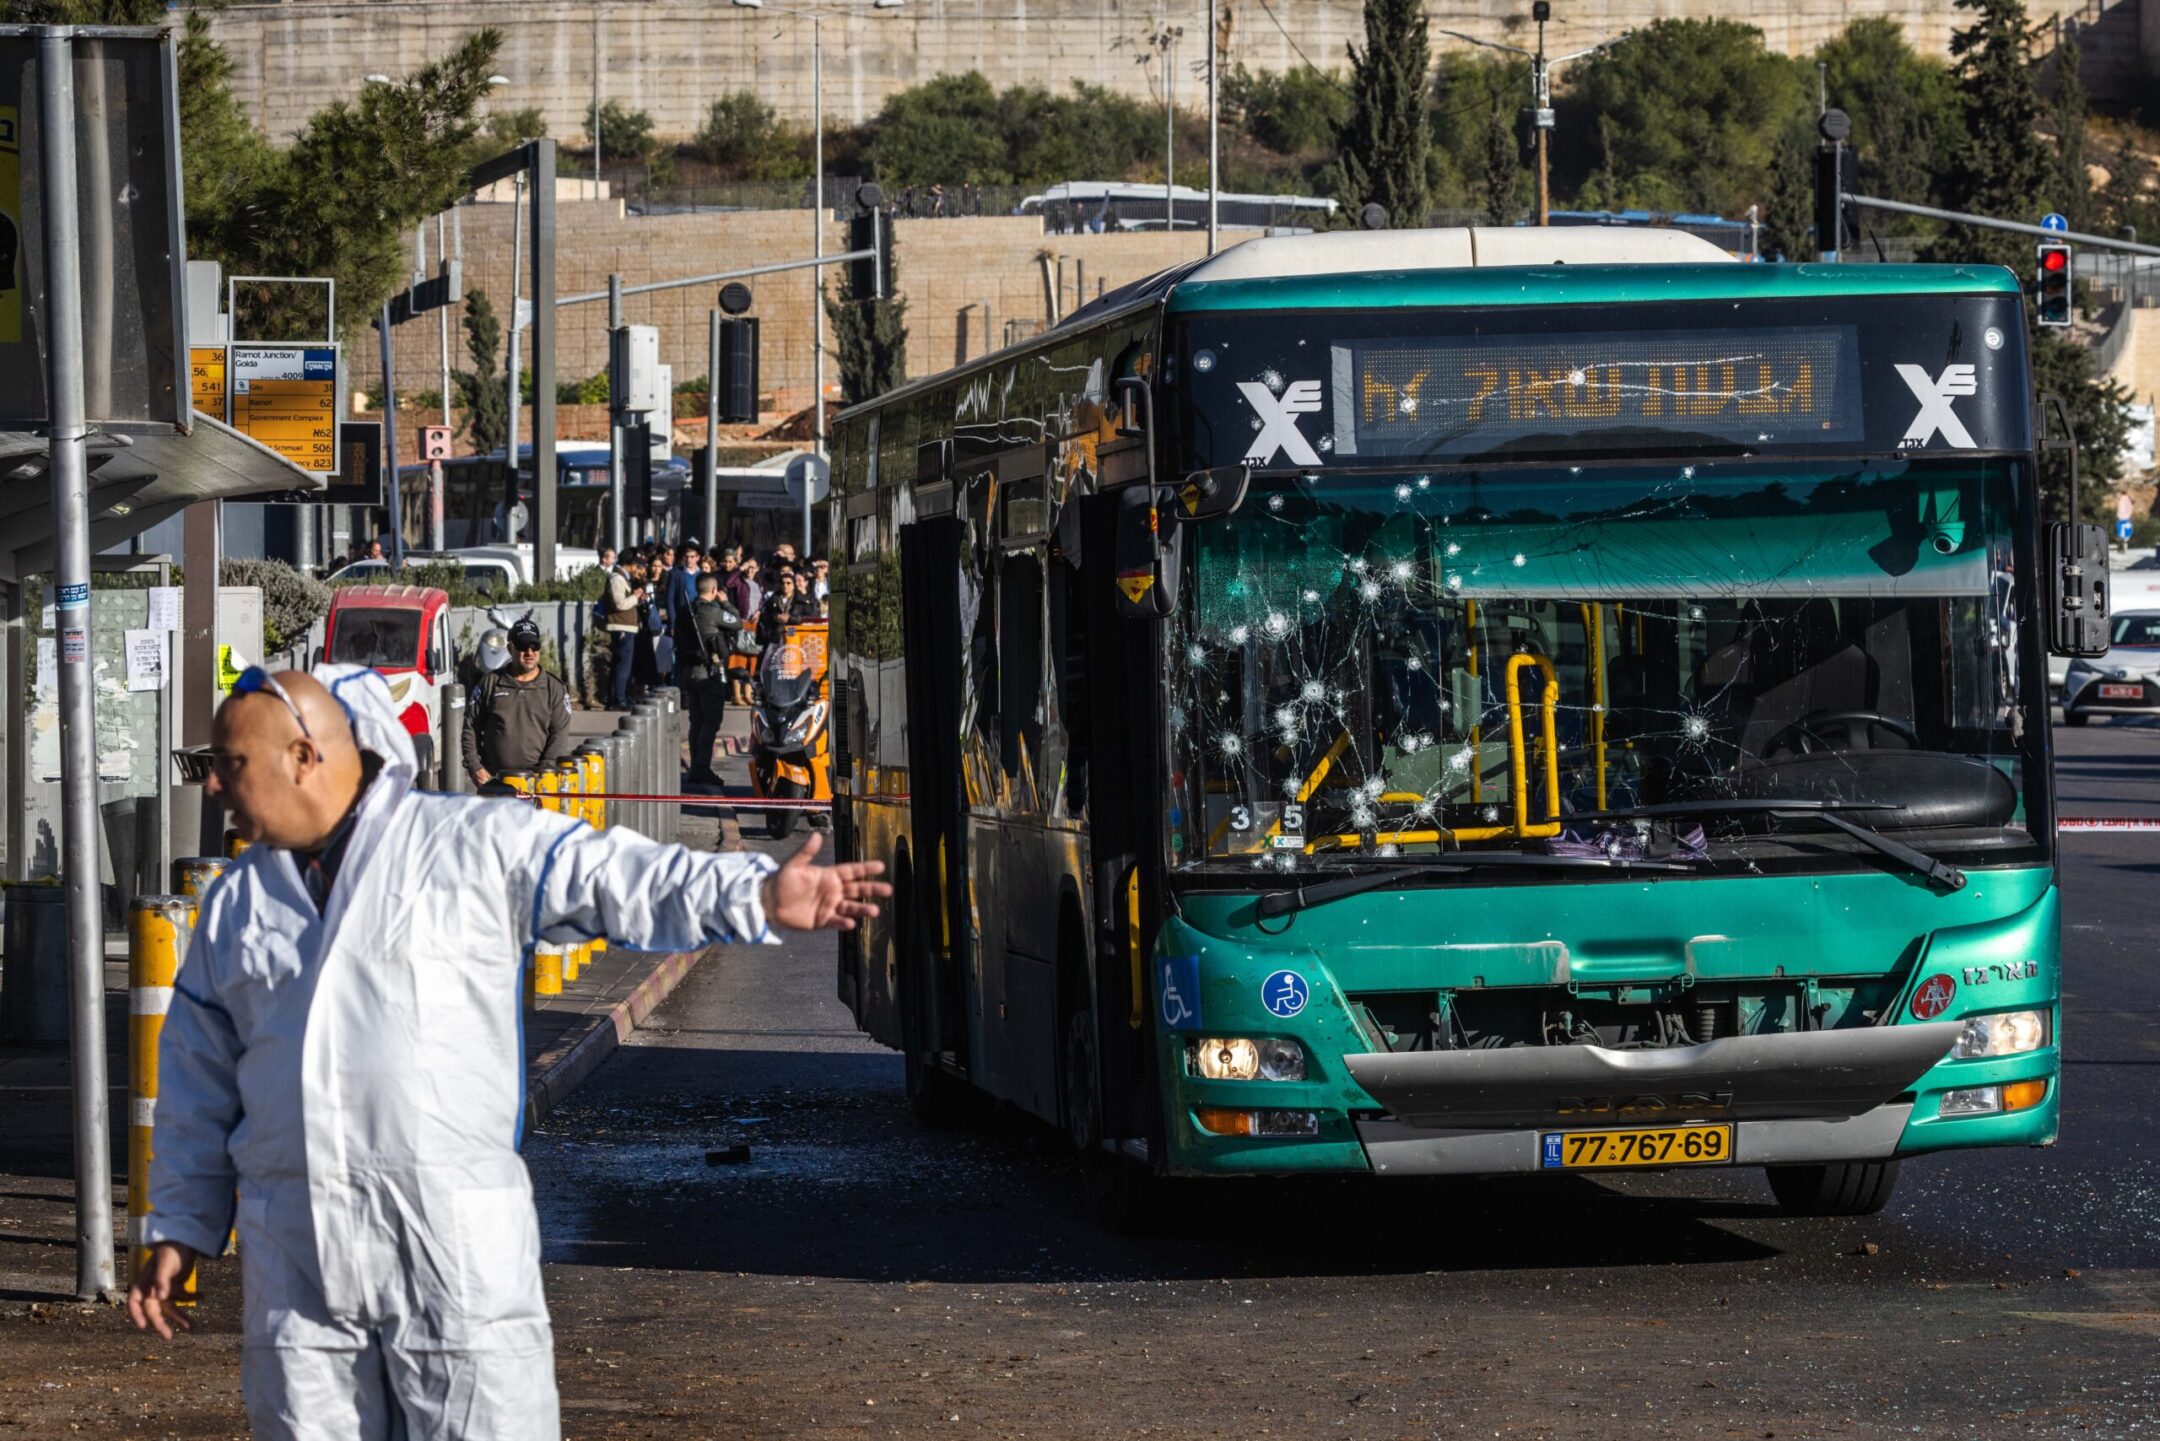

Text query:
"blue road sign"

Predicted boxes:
[[2041, 212, 2069, 233], [2119, 519, 2135, 542]]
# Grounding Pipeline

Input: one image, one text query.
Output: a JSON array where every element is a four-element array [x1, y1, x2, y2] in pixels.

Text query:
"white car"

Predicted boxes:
[[451, 544, 605, 584], [2062, 608, 2160, 725], [326, 553, 524, 595]]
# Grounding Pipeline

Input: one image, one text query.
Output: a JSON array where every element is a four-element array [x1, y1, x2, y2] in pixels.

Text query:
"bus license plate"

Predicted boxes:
[[2098, 683, 2143, 699], [1540, 1124, 1732, 1169]]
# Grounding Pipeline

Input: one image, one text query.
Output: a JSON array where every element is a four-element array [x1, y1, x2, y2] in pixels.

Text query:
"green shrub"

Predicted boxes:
[[221, 556, 333, 651]]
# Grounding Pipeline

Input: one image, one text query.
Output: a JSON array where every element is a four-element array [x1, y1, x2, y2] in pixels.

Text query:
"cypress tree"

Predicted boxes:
[[1932, 0, 2054, 273], [455, 289, 508, 457], [1479, 91, 1521, 225], [824, 229, 909, 404], [1334, 0, 1433, 227]]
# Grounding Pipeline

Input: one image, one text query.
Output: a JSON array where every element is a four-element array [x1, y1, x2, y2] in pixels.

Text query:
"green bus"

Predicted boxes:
[[828, 227, 2108, 1219]]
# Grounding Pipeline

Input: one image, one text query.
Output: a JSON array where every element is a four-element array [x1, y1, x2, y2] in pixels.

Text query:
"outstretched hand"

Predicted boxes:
[[760, 832, 891, 932]]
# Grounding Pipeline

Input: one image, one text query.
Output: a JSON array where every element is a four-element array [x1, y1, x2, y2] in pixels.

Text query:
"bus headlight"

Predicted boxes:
[[1188, 1037, 1307, 1081], [1950, 1009, 2049, 1058]]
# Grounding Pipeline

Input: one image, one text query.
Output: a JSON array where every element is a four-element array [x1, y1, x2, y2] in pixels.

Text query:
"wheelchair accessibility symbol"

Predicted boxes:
[[1261, 970, 1309, 1018], [1159, 954, 1203, 1031]]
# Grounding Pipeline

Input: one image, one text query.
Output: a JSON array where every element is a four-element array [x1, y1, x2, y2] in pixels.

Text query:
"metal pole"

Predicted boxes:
[[1843, 192, 2160, 257], [380, 302, 405, 569], [437, 214, 453, 428], [1164, 28, 1175, 231], [607, 273, 624, 552], [506, 169, 524, 540], [804, 22, 822, 565], [532, 140, 558, 584], [705, 309, 721, 546], [1534, 23, 1550, 228], [40, 29, 116, 1302], [1206, 0, 1218, 255], [592, 8, 602, 196]]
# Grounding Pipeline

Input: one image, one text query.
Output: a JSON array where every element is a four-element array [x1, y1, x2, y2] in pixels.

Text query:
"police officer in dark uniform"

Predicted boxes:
[[462, 617, 574, 791]]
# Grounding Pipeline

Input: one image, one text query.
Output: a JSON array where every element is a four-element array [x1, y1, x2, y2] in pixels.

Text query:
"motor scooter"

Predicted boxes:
[[747, 619, 831, 838]]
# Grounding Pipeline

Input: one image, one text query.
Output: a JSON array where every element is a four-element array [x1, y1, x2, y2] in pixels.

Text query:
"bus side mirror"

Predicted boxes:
[[1167, 466, 1251, 523], [1113, 483, 1180, 620], [2048, 521, 2111, 658]]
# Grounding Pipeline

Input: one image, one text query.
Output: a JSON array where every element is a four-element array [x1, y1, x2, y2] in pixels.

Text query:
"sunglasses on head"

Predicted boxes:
[[234, 666, 313, 741]]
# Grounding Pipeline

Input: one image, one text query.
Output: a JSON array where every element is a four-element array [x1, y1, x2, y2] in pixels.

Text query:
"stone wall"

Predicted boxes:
[[198, 0, 2130, 143], [384, 206, 1206, 427]]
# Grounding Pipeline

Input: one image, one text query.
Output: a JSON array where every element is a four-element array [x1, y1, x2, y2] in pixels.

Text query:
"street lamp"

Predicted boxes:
[[1436, 5, 1622, 226], [730, 0, 904, 464]]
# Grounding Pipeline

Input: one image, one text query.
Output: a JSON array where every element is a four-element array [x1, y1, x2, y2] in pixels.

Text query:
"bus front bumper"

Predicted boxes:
[[1358, 1104, 1916, 1174]]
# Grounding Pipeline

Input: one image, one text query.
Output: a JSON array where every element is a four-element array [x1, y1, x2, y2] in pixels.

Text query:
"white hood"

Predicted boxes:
[[312, 662, 418, 781]]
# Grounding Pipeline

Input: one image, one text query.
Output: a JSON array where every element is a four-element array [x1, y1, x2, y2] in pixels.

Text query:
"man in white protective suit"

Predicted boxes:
[[124, 664, 888, 1439]]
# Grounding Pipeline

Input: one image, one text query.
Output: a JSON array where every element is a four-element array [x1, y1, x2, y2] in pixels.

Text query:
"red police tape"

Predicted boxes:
[[516, 795, 2154, 824], [514, 791, 831, 810]]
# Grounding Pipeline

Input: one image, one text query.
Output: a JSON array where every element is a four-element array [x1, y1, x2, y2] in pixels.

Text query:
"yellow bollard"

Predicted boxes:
[[553, 762, 588, 982], [580, 750, 605, 829], [172, 856, 227, 899], [530, 941, 565, 1000], [129, 896, 199, 1306], [536, 766, 561, 816], [578, 750, 609, 964], [502, 771, 536, 800], [221, 828, 250, 860]]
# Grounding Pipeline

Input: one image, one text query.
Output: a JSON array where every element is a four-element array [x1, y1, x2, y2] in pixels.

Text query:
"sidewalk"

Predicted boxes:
[[0, 701, 758, 1303]]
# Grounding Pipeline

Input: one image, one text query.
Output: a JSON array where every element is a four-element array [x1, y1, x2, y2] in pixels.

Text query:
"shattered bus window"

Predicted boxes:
[[1165, 459, 2042, 879]]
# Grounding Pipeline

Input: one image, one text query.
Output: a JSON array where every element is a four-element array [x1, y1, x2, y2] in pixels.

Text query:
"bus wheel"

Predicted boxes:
[[1765, 1160, 1900, 1217], [1062, 1006, 1100, 1156], [898, 880, 971, 1128]]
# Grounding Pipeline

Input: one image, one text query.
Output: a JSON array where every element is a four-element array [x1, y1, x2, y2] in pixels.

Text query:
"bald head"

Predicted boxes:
[[207, 670, 367, 851]]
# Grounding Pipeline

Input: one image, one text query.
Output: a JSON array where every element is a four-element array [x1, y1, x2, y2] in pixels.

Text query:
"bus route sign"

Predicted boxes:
[[189, 346, 227, 418], [229, 344, 338, 473]]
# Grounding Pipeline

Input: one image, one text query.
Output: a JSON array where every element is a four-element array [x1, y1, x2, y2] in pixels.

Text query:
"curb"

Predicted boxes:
[[522, 946, 712, 1128]]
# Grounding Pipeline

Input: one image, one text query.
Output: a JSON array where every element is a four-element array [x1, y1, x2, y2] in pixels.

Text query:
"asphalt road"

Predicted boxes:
[[520, 719, 2160, 1441]]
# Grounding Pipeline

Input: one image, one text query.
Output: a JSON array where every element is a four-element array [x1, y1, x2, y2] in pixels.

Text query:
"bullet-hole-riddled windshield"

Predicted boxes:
[[1165, 460, 2046, 878]]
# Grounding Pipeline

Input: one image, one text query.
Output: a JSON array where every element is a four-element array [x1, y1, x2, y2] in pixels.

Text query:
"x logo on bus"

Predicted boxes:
[[1238, 379, 1325, 466], [1910, 973, 1957, 1020]]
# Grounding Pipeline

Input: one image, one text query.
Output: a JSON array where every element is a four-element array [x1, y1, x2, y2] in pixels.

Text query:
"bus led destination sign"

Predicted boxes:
[[1329, 326, 1862, 459]]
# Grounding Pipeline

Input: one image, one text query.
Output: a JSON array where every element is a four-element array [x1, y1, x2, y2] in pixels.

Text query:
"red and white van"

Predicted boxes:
[[321, 585, 453, 784]]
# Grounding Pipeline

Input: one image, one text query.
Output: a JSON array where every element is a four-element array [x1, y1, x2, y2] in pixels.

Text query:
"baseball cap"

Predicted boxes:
[[509, 619, 544, 650]]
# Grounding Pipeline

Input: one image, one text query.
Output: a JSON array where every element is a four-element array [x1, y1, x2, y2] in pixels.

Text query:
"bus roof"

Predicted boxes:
[[835, 230, 2020, 420], [1164, 229, 2019, 313]]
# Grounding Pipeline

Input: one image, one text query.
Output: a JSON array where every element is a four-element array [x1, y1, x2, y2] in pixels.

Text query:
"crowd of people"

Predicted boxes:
[[594, 538, 831, 774]]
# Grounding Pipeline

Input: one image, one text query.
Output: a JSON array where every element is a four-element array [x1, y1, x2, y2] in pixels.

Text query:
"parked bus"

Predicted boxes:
[[396, 441, 689, 551], [829, 226, 2103, 1223], [1021, 181, 1339, 235]]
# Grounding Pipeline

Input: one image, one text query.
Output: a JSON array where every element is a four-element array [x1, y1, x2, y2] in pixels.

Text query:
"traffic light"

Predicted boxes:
[[1812, 146, 1850, 259], [623, 421, 652, 521], [717, 316, 759, 424], [847, 183, 893, 301], [2036, 242, 2073, 327]]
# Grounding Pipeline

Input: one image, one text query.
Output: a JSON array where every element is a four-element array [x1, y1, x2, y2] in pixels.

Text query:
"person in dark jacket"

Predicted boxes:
[[462, 618, 574, 790], [683, 571, 743, 785], [665, 540, 704, 684]]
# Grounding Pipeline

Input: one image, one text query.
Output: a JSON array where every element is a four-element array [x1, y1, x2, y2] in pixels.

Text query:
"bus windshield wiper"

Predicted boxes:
[[1254, 853, 1698, 919], [1573, 800, 1966, 892]]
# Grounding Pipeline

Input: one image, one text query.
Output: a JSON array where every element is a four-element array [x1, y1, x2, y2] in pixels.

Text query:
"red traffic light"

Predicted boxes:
[[2041, 249, 2068, 272]]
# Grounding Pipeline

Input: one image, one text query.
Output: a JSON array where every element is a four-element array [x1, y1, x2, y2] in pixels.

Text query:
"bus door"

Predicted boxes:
[[898, 514, 973, 1086], [1077, 490, 1167, 1158]]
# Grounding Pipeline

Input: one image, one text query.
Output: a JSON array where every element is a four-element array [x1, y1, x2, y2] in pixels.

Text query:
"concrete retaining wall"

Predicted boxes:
[[196, 0, 2130, 143]]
